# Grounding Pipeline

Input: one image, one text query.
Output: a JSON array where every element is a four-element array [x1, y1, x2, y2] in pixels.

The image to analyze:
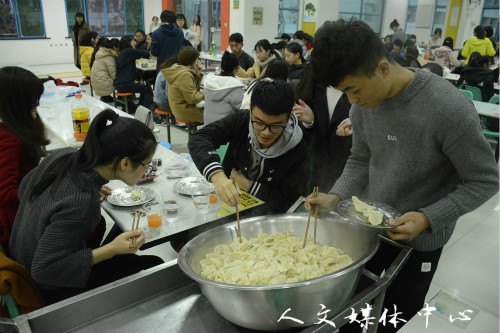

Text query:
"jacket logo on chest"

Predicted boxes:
[[387, 135, 398, 142]]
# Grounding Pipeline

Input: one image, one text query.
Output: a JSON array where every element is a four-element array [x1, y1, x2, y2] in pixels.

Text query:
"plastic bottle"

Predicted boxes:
[[211, 38, 217, 57], [71, 93, 90, 141]]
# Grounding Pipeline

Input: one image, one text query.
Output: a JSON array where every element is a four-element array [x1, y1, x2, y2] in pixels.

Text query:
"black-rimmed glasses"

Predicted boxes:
[[137, 161, 153, 173], [250, 119, 286, 134]]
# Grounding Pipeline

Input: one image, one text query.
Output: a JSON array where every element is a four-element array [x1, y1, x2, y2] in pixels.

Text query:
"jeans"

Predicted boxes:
[[115, 82, 153, 109]]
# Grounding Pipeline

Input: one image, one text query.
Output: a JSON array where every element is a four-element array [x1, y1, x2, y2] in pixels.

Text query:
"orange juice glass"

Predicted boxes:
[[147, 214, 162, 227], [143, 202, 162, 228]]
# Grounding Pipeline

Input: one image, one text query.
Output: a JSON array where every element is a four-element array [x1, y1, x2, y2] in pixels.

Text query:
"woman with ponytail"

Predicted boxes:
[[10, 110, 163, 304], [243, 39, 282, 78], [461, 25, 496, 65], [0, 67, 50, 254]]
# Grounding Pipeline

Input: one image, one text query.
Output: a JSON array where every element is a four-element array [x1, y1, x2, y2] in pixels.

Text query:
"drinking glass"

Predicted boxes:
[[143, 202, 162, 227], [192, 194, 209, 213]]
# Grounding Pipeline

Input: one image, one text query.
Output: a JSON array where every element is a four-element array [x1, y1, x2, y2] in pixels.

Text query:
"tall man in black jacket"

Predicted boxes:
[[188, 79, 309, 213]]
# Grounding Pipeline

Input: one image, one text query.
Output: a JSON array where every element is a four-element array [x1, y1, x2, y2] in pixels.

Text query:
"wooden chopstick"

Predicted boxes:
[[232, 177, 242, 243], [313, 187, 319, 245], [130, 211, 138, 248], [303, 187, 319, 248]]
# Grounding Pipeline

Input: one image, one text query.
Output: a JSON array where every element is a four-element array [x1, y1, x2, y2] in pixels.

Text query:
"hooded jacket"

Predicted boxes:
[[203, 73, 244, 125], [188, 109, 308, 212], [457, 67, 495, 102], [151, 24, 184, 72], [461, 37, 496, 65], [433, 46, 463, 68], [90, 47, 118, 96], [79, 45, 94, 77], [162, 64, 204, 122]]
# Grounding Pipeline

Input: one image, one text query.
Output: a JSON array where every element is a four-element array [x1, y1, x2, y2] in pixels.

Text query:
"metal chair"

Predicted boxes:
[[82, 78, 93, 97], [113, 92, 136, 114]]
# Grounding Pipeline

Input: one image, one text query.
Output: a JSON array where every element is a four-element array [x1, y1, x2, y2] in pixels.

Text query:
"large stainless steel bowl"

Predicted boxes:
[[177, 213, 379, 331]]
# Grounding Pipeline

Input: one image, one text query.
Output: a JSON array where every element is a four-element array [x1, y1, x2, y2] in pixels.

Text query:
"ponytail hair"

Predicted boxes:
[[390, 19, 400, 29], [254, 39, 281, 59], [286, 42, 306, 63], [30, 110, 156, 200]]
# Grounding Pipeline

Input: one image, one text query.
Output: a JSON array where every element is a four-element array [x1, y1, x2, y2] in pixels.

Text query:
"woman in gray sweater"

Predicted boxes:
[[10, 110, 163, 304]]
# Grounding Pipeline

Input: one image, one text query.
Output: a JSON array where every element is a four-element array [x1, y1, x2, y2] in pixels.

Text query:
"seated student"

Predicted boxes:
[[293, 65, 352, 191], [91, 38, 119, 103], [162, 46, 204, 123], [239, 39, 280, 79], [133, 29, 148, 50], [457, 52, 495, 102], [188, 79, 308, 212], [461, 25, 496, 66], [281, 33, 291, 43], [407, 34, 417, 44], [391, 39, 404, 57], [90, 37, 106, 70], [433, 37, 464, 69], [240, 59, 289, 109], [428, 28, 442, 49], [0, 67, 50, 255], [422, 62, 444, 77], [405, 44, 424, 68], [273, 40, 287, 59], [229, 33, 254, 72], [10, 110, 164, 305], [79, 31, 99, 82], [203, 51, 244, 125], [285, 42, 307, 86], [146, 33, 152, 51], [114, 36, 152, 110]]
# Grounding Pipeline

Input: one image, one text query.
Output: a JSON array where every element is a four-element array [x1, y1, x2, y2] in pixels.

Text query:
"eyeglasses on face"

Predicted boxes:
[[137, 161, 153, 173], [250, 119, 286, 134]]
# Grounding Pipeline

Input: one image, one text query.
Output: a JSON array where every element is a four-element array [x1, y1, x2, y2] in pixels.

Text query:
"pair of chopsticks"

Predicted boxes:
[[303, 186, 319, 248], [231, 177, 242, 243], [129, 210, 143, 248]]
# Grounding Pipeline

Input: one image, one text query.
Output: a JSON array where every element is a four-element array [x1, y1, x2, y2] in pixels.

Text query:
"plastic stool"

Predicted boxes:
[[113, 92, 135, 114], [155, 108, 172, 142]]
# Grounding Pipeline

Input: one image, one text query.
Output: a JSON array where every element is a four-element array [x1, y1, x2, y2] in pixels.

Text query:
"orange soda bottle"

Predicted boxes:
[[71, 93, 90, 141]]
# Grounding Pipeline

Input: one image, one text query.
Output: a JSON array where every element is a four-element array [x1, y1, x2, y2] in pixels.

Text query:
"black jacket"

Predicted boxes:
[[301, 86, 352, 191], [238, 51, 255, 71], [457, 67, 495, 102], [114, 48, 150, 87], [188, 109, 309, 213], [289, 63, 308, 88]]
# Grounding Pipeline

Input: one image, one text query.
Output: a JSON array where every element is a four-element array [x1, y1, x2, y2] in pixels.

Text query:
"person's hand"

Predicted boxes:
[[100, 185, 113, 202], [196, 60, 203, 74], [292, 99, 314, 124], [305, 192, 341, 214], [385, 212, 430, 242], [230, 169, 250, 191], [110, 229, 145, 255], [336, 118, 353, 136], [210, 172, 241, 207]]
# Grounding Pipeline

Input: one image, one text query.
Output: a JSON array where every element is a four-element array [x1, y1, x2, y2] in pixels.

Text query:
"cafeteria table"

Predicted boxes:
[[37, 90, 131, 149], [199, 52, 222, 68], [473, 100, 499, 118], [444, 71, 500, 92], [101, 144, 267, 250]]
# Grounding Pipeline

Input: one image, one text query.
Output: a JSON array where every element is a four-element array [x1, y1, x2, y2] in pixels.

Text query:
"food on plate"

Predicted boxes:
[[131, 189, 142, 201], [199, 232, 353, 285], [352, 196, 383, 225]]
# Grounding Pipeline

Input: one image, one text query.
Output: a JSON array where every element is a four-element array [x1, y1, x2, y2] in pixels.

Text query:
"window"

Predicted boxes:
[[338, 0, 384, 33], [431, 0, 447, 36], [0, 0, 45, 38], [405, 0, 418, 34], [481, 0, 499, 40], [278, 0, 300, 36], [64, 0, 144, 37]]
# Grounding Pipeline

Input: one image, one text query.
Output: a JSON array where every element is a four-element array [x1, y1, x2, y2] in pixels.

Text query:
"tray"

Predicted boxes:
[[107, 186, 155, 206], [337, 198, 401, 229], [174, 177, 215, 196]]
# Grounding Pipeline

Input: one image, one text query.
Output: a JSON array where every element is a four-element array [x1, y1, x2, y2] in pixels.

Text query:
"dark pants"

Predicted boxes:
[[116, 82, 153, 109], [341, 241, 443, 333], [42, 254, 164, 305]]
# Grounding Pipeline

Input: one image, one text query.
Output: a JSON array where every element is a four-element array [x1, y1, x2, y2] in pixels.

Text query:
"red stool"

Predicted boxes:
[[113, 92, 136, 114], [155, 108, 172, 142], [82, 78, 93, 96]]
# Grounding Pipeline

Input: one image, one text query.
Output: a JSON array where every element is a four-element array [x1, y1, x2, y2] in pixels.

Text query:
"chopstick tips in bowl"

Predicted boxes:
[[303, 186, 319, 248], [231, 177, 242, 243]]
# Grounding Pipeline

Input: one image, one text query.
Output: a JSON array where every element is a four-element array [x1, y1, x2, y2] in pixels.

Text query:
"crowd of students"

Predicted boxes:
[[1, 11, 499, 330]]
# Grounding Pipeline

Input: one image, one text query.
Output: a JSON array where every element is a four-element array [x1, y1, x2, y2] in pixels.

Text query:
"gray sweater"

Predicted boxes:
[[330, 69, 499, 251], [10, 148, 107, 290]]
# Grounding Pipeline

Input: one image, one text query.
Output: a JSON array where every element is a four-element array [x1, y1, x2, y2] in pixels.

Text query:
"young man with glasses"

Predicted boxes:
[[188, 79, 308, 212]]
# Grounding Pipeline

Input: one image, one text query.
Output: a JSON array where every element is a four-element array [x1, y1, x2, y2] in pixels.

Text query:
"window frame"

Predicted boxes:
[[277, 0, 300, 37], [430, 0, 447, 37], [338, 0, 385, 34], [64, 0, 145, 37], [405, 0, 418, 35], [0, 0, 46, 39], [481, 0, 499, 40]]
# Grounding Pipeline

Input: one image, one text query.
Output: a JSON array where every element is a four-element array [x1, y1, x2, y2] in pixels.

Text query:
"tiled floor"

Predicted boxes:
[[34, 64, 499, 333]]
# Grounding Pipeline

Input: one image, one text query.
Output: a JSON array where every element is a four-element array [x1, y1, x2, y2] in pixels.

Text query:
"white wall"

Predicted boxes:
[[0, 0, 161, 67], [315, 0, 340, 31], [242, 0, 279, 55], [229, 0, 247, 51], [381, 0, 408, 38]]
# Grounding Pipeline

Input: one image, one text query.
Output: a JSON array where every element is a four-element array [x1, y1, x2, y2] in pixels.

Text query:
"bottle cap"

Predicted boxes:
[[75, 93, 82, 98]]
